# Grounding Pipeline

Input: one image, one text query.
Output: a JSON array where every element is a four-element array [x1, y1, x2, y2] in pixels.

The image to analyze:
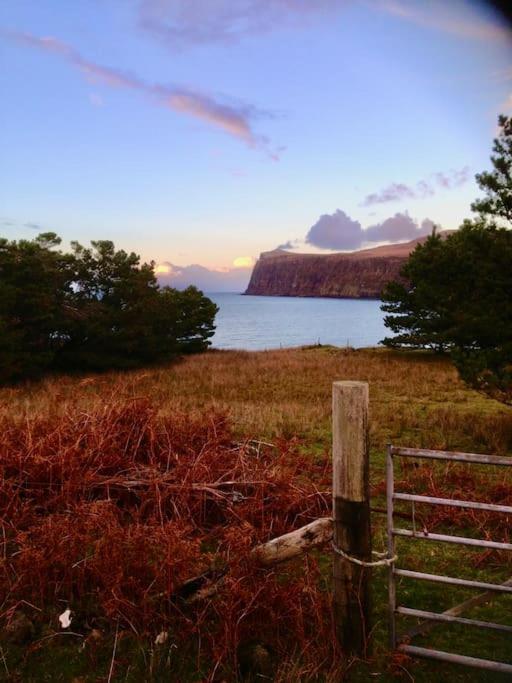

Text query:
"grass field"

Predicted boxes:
[[1, 346, 511, 681]]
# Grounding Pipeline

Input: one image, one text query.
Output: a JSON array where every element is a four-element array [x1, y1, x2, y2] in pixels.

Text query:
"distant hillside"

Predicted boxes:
[[245, 232, 453, 298]]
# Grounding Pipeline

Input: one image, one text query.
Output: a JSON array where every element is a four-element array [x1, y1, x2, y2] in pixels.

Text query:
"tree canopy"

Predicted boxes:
[[471, 114, 512, 224], [0, 235, 218, 382], [381, 115, 512, 404]]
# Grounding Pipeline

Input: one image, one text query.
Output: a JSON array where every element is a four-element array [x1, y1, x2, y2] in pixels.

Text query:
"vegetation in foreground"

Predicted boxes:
[[1, 346, 512, 681]]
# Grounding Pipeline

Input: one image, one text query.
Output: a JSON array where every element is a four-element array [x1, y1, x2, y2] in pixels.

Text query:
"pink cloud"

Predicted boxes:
[[361, 167, 471, 206], [377, 0, 511, 42], [138, 0, 344, 49], [4, 30, 279, 156], [433, 167, 471, 189], [159, 89, 256, 144], [156, 260, 253, 292], [137, 0, 511, 50]]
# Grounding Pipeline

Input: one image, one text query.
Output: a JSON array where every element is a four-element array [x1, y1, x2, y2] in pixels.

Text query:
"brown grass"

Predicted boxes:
[[1, 346, 511, 681], [2, 347, 510, 456], [0, 399, 334, 680]]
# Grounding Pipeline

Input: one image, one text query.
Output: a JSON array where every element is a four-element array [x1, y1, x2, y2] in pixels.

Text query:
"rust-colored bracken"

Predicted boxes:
[[0, 399, 339, 678]]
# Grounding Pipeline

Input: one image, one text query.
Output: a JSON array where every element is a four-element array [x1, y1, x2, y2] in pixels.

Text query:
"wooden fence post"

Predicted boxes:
[[332, 381, 372, 656]]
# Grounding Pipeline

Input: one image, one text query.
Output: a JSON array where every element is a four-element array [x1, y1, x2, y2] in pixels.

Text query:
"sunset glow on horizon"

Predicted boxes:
[[1, 1, 511, 290], [154, 263, 173, 275], [232, 256, 255, 268]]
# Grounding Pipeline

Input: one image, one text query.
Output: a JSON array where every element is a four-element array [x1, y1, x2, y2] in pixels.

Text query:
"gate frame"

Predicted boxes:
[[387, 444, 512, 675]]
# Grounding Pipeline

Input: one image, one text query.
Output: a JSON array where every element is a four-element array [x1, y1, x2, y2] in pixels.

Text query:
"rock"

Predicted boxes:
[[245, 233, 453, 299], [58, 608, 72, 629]]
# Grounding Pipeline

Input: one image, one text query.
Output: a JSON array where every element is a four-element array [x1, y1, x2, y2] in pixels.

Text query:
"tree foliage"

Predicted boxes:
[[381, 115, 512, 404], [0, 235, 218, 382], [471, 114, 512, 224]]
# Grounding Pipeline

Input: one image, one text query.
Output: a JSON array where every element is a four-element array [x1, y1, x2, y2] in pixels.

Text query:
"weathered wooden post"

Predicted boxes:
[[332, 381, 372, 656]]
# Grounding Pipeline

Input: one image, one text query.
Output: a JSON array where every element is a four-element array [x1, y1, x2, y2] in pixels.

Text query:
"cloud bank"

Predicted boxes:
[[306, 210, 437, 251], [3, 31, 278, 156], [156, 262, 252, 292], [361, 167, 470, 206]]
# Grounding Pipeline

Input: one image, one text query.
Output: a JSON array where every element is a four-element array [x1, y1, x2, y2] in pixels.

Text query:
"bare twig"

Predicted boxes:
[[107, 622, 119, 683]]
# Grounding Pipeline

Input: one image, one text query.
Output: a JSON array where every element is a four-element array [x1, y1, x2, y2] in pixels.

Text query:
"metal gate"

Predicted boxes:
[[386, 445, 512, 674]]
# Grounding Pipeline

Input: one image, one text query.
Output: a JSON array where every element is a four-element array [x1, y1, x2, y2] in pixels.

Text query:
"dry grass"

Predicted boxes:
[[0, 399, 333, 681], [2, 346, 510, 456], [1, 346, 511, 681]]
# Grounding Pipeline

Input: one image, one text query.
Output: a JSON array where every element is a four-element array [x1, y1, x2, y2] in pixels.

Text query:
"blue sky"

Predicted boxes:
[[1, 1, 511, 290]]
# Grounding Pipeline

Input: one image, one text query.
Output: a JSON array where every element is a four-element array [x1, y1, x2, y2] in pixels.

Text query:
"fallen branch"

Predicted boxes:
[[177, 517, 333, 603], [252, 517, 333, 566], [87, 478, 274, 492]]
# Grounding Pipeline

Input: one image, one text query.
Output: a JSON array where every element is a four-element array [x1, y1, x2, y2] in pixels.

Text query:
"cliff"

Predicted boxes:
[[245, 235, 443, 299]]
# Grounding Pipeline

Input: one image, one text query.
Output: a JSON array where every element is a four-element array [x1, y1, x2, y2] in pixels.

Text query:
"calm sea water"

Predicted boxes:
[[208, 293, 387, 350]]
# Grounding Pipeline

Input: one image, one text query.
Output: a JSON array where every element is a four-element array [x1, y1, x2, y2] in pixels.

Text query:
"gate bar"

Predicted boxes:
[[399, 645, 512, 674], [386, 444, 396, 649], [388, 444, 512, 673], [390, 446, 512, 466], [394, 568, 512, 594], [393, 492, 512, 515], [396, 606, 512, 633], [393, 528, 512, 551], [404, 576, 512, 641]]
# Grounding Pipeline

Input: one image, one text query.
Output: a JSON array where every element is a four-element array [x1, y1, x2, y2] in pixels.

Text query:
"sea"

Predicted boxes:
[[208, 293, 387, 351]]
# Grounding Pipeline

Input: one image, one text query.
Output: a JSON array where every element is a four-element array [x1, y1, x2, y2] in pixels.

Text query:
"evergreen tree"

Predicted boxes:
[[0, 234, 218, 381], [381, 115, 512, 403], [0, 233, 73, 381], [471, 114, 512, 226], [381, 231, 453, 352]]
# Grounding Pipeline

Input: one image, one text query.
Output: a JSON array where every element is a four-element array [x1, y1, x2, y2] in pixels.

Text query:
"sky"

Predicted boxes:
[[1, 0, 512, 291]]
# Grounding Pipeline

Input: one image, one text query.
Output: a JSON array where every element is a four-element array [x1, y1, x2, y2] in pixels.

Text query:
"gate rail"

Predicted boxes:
[[386, 445, 512, 675]]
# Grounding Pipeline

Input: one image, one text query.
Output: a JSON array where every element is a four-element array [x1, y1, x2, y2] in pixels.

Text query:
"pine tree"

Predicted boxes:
[[472, 114, 512, 226], [381, 115, 512, 403], [0, 234, 218, 381]]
